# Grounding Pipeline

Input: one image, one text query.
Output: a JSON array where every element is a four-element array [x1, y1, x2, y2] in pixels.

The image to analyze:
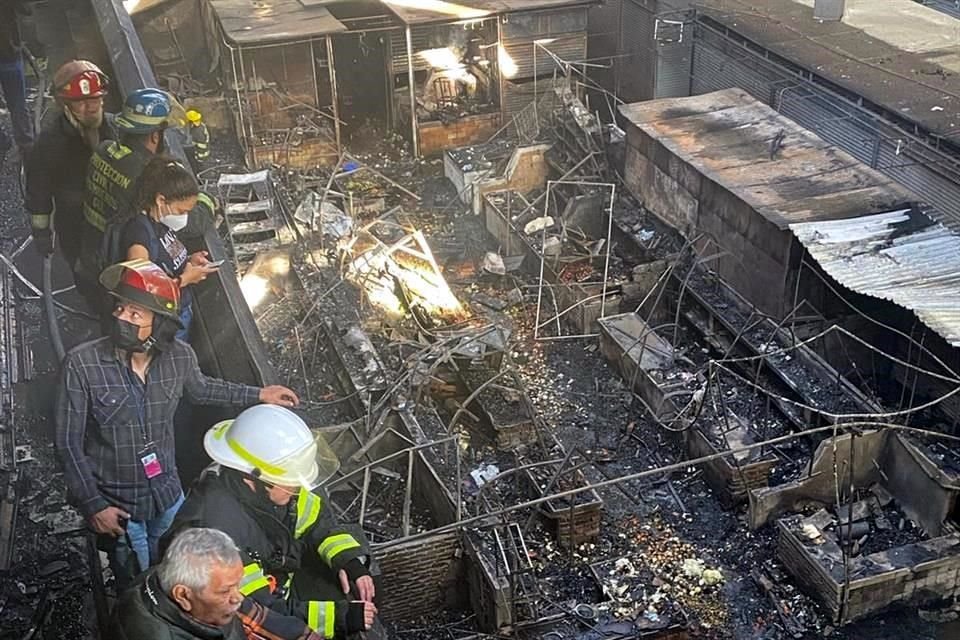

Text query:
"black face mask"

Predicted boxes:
[[110, 317, 153, 352]]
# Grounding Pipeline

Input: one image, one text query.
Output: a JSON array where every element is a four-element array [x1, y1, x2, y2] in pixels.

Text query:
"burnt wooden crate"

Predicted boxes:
[[687, 429, 776, 507], [461, 368, 540, 451], [525, 461, 604, 548]]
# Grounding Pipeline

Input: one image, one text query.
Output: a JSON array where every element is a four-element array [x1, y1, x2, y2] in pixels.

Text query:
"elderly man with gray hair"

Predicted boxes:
[[115, 528, 332, 640]]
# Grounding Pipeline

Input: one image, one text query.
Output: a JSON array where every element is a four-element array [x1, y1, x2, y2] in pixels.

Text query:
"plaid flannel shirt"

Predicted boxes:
[[55, 337, 262, 521]]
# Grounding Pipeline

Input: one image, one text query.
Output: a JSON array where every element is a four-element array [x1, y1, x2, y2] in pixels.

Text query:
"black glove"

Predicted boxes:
[[33, 228, 53, 256], [345, 601, 366, 634], [342, 557, 369, 583]]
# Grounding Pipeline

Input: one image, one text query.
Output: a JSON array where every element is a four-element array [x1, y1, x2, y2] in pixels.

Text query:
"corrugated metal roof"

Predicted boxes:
[[619, 89, 917, 229], [790, 209, 960, 346]]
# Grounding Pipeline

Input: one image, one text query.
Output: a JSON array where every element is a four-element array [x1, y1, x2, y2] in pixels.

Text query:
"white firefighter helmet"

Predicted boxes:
[[204, 405, 340, 489]]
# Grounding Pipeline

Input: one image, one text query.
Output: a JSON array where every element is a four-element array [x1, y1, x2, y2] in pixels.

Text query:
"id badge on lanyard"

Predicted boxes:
[[124, 366, 160, 480], [138, 444, 164, 479]]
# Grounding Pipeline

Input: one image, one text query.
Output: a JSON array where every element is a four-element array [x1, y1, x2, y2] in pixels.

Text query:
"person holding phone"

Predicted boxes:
[[121, 156, 219, 341]]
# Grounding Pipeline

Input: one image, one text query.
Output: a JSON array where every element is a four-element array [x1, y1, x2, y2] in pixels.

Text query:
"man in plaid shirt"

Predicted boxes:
[[56, 260, 299, 588]]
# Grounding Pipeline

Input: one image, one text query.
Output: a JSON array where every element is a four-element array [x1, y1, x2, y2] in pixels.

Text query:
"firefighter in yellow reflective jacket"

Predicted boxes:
[[163, 406, 378, 639], [184, 109, 210, 173]]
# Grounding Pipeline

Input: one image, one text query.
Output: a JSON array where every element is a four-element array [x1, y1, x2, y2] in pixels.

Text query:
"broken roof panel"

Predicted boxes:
[[209, 0, 347, 45], [790, 209, 960, 346], [619, 88, 916, 229]]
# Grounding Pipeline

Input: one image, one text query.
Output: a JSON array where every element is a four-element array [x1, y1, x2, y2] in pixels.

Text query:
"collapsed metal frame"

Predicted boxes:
[[324, 433, 464, 540], [533, 179, 616, 341]]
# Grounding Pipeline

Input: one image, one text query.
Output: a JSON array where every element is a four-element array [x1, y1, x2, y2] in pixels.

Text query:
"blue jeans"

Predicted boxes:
[[176, 303, 193, 342], [111, 493, 184, 589]]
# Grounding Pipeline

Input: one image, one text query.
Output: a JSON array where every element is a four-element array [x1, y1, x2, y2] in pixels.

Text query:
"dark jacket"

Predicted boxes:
[[166, 468, 368, 638], [83, 139, 151, 233], [113, 570, 247, 640], [26, 112, 116, 225], [79, 139, 153, 280]]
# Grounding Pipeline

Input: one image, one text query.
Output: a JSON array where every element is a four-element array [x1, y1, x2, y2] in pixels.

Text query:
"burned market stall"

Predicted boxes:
[[617, 89, 960, 427], [205, 0, 346, 168], [757, 430, 960, 624], [385, 0, 594, 156], [387, 14, 503, 156], [202, 0, 595, 161]]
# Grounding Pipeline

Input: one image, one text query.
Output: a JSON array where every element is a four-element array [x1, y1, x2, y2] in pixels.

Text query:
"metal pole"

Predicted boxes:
[[325, 36, 342, 156], [496, 18, 505, 127], [533, 42, 538, 128], [402, 449, 414, 536], [309, 38, 321, 120], [249, 54, 263, 127], [405, 26, 420, 157], [599, 183, 616, 319], [236, 46, 254, 143], [533, 181, 552, 340], [454, 433, 462, 522], [229, 46, 247, 152], [359, 465, 371, 527]]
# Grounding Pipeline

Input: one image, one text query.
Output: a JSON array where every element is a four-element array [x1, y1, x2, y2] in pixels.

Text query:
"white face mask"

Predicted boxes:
[[158, 203, 189, 231]]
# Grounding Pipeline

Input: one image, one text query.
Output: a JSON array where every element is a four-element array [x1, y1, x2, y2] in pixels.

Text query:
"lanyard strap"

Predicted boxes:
[[121, 364, 149, 445]]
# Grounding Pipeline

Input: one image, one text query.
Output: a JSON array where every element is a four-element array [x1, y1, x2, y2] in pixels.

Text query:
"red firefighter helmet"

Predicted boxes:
[[53, 60, 109, 101], [99, 259, 181, 319]]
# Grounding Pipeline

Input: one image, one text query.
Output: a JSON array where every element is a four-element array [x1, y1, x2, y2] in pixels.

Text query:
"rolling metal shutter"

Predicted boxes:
[[691, 22, 960, 230], [619, 0, 657, 102]]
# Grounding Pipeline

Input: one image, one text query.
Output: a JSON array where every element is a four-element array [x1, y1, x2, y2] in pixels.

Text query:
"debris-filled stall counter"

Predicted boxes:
[[387, 17, 504, 156]]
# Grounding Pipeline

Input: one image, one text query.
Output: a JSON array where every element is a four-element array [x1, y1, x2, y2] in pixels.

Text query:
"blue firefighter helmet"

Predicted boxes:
[[115, 88, 186, 134]]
